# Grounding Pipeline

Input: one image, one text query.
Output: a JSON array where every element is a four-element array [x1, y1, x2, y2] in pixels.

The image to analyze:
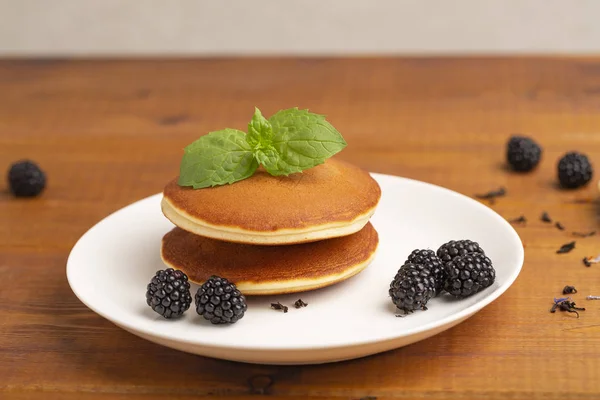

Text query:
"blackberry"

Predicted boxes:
[[444, 253, 496, 298], [436, 240, 485, 264], [389, 263, 436, 313], [406, 249, 446, 294], [506, 135, 542, 172], [195, 276, 247, 324], [7, 160, 46, 197], [557, 152, 593, 189], [146, 268, 192, 319]]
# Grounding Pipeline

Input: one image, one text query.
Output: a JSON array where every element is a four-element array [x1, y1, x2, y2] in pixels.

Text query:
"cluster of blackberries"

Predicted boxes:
[[506, 135, 593, 189], [389, 240, 496, 314], [146, 269, 247, 324]]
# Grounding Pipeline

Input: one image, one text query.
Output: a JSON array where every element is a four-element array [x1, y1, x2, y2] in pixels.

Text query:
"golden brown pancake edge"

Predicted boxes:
[[162, 158, 381, 233], [160, 222, 379, 295]]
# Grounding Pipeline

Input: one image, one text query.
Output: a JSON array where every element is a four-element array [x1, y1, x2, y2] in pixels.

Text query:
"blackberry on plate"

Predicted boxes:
[[7, 160, 46, 197], [389, 263, 436, 314], [444, 253, 496, 298], [195, 276, 247, 325], [406, 249, 446, 294], [506, 135, 542, 172], [146, 268, 192, 319], [557, 152, 593, 189], [437, 240, 485, 264]]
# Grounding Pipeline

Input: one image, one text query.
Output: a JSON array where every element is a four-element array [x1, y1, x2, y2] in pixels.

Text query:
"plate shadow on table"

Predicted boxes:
[[52, 280, 497, 397]]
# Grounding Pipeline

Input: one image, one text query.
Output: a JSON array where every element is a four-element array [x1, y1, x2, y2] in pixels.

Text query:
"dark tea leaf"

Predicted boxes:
[[551, 297, 585, 318], [541, 211, 552, 223], [294, 299, 308, 308], [509, 215, 527, 224], [562, 285, 577, 294], [583, 254, 600, 267], [475, 187, 506, 203], [573, 231, 596, 238], [556, 241, 576, 254], [270, 302, 288, 313]]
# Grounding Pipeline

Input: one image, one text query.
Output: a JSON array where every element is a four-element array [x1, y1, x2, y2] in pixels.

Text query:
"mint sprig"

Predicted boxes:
[[178, 107, 347, 189]]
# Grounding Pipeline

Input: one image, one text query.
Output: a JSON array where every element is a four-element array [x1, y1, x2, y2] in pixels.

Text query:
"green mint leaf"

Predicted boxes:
[[247, 107, 273, 149], [178, 129, 258, 189], [254, 148, 280, 172], [267, 107, 347, 176]]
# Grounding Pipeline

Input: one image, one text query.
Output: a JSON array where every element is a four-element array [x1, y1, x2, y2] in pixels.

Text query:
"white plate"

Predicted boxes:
[[67, 173, 524, 365]]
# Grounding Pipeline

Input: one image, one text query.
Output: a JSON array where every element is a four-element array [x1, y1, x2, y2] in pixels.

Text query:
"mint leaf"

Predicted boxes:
[[247, 107, 273, 149], [178, 129, 258, 189], [267, 108, 347, 176], [254, 148, 280, 172]]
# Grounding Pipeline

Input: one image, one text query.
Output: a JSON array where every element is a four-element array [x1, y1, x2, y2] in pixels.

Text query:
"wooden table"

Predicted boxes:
[[2, 58, 600, 399]]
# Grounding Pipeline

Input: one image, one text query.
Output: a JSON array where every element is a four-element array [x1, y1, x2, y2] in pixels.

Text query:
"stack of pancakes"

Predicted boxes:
[[160, 158, 381, 295]]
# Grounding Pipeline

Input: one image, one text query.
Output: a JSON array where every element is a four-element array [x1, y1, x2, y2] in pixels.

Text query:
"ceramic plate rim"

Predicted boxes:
[[66, 172, 524, 352]]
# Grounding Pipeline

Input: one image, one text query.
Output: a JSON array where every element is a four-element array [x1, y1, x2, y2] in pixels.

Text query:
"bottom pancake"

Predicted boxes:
[[160, 223, 379, 295]]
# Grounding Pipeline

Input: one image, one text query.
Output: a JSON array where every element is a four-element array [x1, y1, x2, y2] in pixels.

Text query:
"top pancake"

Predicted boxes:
[[162, 158, 381, 245]]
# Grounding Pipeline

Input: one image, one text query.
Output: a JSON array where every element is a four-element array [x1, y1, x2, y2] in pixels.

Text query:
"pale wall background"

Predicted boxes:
[[2, 0, 600, 56]]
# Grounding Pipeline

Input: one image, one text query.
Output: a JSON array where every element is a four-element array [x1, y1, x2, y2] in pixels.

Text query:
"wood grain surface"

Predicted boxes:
[[1, 58, 600, 399]]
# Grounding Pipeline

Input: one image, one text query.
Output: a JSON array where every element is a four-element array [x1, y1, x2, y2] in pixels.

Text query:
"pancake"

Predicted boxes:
[[160, 223, 379, 295], [162, 158, 381, 245]]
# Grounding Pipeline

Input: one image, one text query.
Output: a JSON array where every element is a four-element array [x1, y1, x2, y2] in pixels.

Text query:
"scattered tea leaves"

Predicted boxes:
[[509, 215, 527, 225], [475, 187, 506, 203], [541, 211, 552, 223], [583, 254, 600, 267], [563, 285, 577, 294], [556, 241, 576, 254], [550, 297, 585, 318], [555, 222, 565, 231], [573, 231, 596, 238], [270, 302, 288, 313], [294, 299, 308, 308]]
